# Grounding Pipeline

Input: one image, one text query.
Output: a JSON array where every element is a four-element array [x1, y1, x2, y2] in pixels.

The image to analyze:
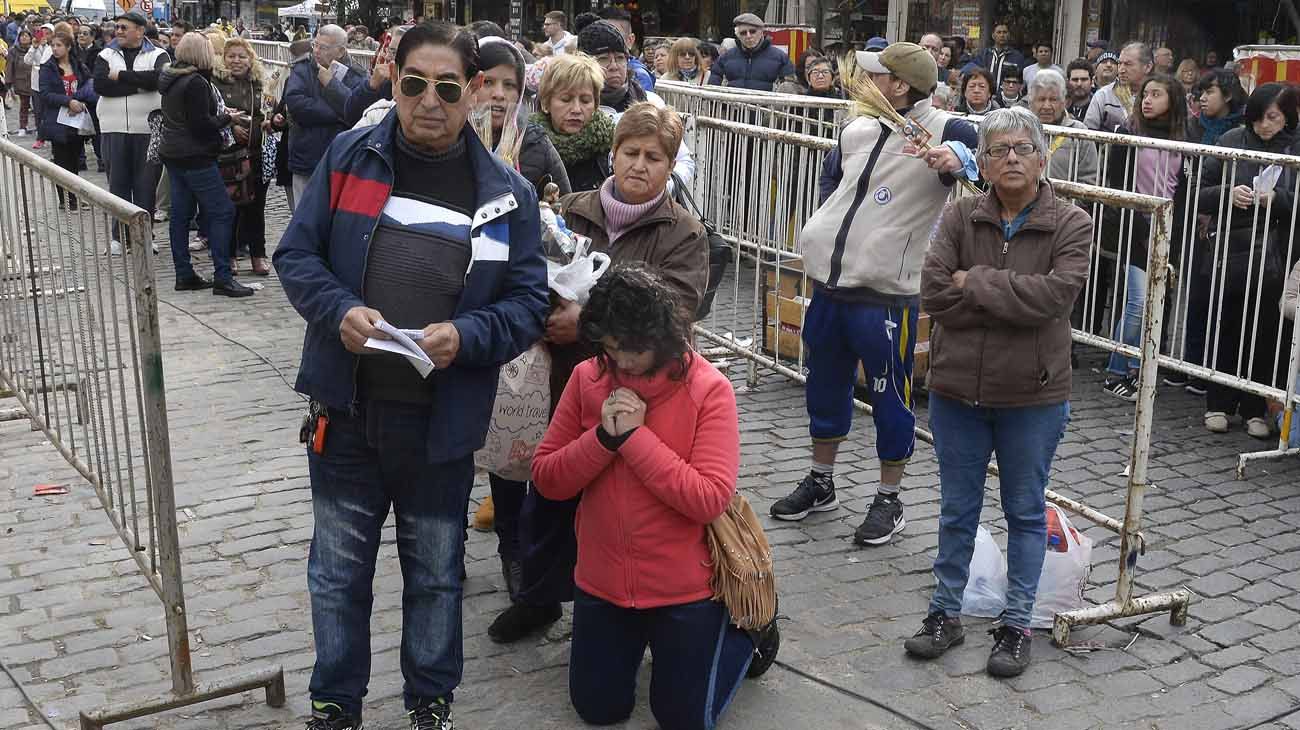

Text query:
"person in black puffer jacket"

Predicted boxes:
[[706, 13, 795, 91], [158, 33, 252, 298]]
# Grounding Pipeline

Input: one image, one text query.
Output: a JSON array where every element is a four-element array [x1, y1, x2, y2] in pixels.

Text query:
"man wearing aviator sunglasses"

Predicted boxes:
[[706, 12, 795, 91], [274, 21, 548, 730]]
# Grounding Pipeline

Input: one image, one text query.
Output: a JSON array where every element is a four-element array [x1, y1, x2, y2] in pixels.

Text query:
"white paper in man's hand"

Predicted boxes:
[[364, 320, 434, 378]]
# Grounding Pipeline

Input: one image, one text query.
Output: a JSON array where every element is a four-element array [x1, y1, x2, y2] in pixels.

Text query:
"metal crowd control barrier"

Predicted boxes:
[[659, 81, 1300, 475], [0, 140, 285, 728], [682, 115, 1190, 640]]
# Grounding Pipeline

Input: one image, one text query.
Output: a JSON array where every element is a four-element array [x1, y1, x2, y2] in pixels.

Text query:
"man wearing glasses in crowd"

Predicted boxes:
[[708, 12, 795, 91], [274, 21, 548, 730], [282, 24, 368, 209]]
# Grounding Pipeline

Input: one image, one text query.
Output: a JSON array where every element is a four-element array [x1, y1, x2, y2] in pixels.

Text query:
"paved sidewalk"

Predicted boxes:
[[3, 116, 1300, 730]]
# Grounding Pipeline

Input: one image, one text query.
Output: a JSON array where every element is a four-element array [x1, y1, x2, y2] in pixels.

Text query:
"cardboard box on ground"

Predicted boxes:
[[760, 258, 931, 387]]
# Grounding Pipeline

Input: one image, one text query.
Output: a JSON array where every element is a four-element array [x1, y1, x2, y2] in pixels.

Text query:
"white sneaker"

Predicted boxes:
[[1246, 417, 1272, 440], [15, 129, 27, 137], [188, 239, 204, 252], [105, 239, 122, 256], [1204, 411, 1229, 434], [153, 210, 168, 222], [151, 241, 159, 255]]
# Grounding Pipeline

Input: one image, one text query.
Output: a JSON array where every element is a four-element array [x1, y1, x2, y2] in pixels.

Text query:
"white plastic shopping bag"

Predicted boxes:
[[547, 236, 611, 305], [1254, 164, 1283, 197], [475, 343, 552, 482], [961, 525, 1008, 618], [1030, 503, 1094, 629]]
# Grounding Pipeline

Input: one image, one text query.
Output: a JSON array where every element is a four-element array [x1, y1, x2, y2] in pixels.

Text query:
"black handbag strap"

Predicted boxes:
[[670, 172, 712, 229]]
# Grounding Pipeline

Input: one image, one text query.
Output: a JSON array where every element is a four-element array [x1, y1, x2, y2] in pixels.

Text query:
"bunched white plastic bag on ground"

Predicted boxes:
[[1031, 503, 1093, 629], [962, 525, 1008, 618]]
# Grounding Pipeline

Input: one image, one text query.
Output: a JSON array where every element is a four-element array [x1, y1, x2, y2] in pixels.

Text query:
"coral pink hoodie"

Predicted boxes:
[[531, 352, 739, 609]]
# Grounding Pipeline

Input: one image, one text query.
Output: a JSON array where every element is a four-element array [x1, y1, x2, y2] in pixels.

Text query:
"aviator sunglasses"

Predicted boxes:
[[398, 74, 469, 103]]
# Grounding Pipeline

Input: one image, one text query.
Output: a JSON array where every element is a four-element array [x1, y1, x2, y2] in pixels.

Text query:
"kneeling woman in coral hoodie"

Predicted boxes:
[[532, 265, 755, 730]]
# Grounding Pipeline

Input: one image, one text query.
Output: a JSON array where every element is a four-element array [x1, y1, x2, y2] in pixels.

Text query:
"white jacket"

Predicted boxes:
[[95, 41, 168, 134], [25, 44, 50, 92], [800, 100, 962, 296]]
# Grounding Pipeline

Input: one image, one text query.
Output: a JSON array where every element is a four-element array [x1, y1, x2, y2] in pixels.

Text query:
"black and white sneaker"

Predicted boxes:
[[769, 472, 838, 521], [408, 699, 453, 730], [986, 625, 1032, 678], [904, 612, 965, 659], [854, 492, 905, 545], [306, 702, 363, 730], [1102, 376, 1139, 402]]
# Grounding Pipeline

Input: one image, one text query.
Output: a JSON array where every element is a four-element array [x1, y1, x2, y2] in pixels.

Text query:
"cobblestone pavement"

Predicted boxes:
[[3, 112, 1300, 730]]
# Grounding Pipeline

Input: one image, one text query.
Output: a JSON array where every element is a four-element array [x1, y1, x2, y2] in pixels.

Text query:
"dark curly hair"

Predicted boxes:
[[579, 265, 692, 380]]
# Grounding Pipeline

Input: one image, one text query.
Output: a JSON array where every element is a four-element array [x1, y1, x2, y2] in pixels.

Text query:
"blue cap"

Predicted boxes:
[[865, 36, 888, 51]]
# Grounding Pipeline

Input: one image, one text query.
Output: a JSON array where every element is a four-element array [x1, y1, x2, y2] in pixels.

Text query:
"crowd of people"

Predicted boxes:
[[4, 8, 1300, 730]]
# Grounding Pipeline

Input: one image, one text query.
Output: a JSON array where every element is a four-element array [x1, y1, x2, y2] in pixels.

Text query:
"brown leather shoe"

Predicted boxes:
[[251, 257, 271, 276]]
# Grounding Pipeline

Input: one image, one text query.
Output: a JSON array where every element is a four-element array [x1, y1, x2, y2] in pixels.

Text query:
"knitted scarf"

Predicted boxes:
[[1199, 112, 1241, 145], [531, 110, 615, 167]]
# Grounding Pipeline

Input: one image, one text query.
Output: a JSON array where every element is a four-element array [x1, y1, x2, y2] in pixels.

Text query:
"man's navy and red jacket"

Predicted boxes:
[[273, 112, 549, 463]]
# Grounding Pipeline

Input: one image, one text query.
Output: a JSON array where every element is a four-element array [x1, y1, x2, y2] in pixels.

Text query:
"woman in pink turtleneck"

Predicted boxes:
[[531, 265, 769, 730]]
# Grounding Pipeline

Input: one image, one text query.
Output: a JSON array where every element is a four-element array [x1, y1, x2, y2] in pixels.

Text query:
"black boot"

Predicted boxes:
[[501, 557, 524, 601], [487, 601, 562, 643]]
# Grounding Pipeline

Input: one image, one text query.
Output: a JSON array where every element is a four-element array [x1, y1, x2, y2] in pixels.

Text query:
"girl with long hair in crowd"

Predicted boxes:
[[1195, 83, 1299, 438], [1100, 73, 1187, 402], [665, 37, 707, 86], [38, 31, 96, 209], [214, 36, 271, 275], [531, 265, 772, 730], [532, 53, 613, 192], [473, 37, 571, 195]]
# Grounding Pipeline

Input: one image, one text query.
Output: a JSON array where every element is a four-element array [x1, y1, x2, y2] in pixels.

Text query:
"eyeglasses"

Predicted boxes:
[[985, 142, 1038, 159], [595, 54, 627, 70], [398, 74, 469, 103]]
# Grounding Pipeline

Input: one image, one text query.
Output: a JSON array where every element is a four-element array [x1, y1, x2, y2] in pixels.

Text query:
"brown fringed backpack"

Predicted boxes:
[[706, 493, 777, 631]]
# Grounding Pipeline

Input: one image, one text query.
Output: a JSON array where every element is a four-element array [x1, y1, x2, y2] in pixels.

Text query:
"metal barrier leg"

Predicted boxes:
[[1052, 204, 1191, 645], [77, 667, 287, 730]]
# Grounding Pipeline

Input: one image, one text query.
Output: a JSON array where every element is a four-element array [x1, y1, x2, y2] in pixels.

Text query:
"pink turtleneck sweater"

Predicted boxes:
[[598, 177, 665, 243]]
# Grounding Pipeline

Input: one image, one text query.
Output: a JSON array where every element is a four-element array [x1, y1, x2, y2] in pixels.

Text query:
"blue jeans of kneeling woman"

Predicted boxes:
[[927, 394, 1070, 629], [569, 588, 754, 730]]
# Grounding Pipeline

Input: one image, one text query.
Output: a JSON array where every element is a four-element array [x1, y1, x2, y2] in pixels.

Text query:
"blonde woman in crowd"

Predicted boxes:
[[214, 36, 271, 275]]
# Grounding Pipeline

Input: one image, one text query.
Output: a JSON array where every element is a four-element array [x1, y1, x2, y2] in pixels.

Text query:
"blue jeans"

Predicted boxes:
[[306, 400, 474, 718], [927, 394, 1070, 629], [1107, 265, 1147, 376], [165, 161, 234, 283], [569, 589, 753, 730]]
